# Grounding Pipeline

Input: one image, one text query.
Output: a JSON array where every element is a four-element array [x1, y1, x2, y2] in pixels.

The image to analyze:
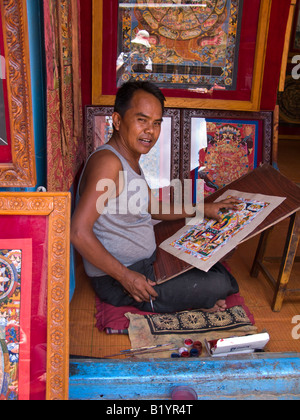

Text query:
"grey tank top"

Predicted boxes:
[[77, 144, 156, 277]]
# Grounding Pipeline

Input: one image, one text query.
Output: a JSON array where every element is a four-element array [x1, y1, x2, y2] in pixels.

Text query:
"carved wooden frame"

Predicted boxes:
[[0, 192, 71, 400], [85, 105, 181, 183], [181, 109, 273, 181], [0, 0, 36, 187], [92, 0, 273, 111]]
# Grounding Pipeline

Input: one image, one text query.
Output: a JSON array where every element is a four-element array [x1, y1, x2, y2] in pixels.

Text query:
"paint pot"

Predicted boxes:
[[178, 347, 189, 355], [192, 341, 203, 355], [171, 386, 198, 400], [190, 348, 199, 357], [171, 353, 180, 358], [184, 339, 194, 349]]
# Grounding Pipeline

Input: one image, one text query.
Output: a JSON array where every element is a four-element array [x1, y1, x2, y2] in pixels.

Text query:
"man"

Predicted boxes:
[[71, 81, 239, 313], [116, 30, 153, 87]]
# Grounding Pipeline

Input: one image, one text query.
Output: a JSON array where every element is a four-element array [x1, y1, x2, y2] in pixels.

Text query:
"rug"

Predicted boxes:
[[95, 292, 255, 334], [125, 306, 257, 358]]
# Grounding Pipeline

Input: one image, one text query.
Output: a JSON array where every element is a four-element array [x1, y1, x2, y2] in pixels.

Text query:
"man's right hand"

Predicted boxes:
[[120, 270, 158, 303]]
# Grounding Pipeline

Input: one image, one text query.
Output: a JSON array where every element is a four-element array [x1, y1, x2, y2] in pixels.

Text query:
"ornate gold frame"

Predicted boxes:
[[0, 0, 36, 187], [92, 0, 272, 111], [0, 192, 71, 400]]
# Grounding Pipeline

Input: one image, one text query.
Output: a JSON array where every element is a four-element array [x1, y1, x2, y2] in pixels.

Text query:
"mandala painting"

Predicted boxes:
[[117, 0, 244, 90], [160, 190, 286, 272], [0, 241, 32, 400]]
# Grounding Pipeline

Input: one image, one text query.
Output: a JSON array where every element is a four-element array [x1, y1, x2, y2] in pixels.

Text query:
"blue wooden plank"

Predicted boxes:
[[69, 353, 300, 400]]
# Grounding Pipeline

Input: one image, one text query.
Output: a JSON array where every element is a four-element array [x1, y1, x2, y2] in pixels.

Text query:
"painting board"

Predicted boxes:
[[159, 190, 286, 273]]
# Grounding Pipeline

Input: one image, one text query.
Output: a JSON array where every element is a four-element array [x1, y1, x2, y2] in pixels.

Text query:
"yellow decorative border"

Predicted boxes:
[[0, 0, 36, 187], [0, 192, 71, 400], [92, 0, 272, 111]]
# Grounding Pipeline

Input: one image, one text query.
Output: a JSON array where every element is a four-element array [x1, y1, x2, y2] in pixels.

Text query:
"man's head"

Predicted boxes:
[[114, 81, 166, 118], [112, 82, 165, 156]]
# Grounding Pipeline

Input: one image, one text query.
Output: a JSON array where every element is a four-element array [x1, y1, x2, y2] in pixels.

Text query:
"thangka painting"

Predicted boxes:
[[117, 0, 244, 90], [160, 190, 286, 272], [192, 119, 259, 197], [0, 239, 32, 400]]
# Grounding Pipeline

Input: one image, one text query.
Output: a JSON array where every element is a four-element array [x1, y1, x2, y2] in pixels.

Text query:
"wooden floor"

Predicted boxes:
[[69, 139, 300, 357]]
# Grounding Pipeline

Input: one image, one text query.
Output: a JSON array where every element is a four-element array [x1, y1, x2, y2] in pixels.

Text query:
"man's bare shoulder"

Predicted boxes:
[[80, 148, 123, 193]]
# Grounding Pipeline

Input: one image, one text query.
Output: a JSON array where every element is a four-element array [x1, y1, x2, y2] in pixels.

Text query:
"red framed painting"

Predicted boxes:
[[0, 193, 71, 400], [92, 0, 272, 111], [0, 0, 36, 188], [0, 239, 32, 400]]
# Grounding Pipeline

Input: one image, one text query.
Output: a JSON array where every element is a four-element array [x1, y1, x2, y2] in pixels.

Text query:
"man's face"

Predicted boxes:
[[117, 90, 163, 157]]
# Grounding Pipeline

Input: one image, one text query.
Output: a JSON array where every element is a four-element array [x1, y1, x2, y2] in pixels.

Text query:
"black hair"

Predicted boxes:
[[114, 81, 166, 117]]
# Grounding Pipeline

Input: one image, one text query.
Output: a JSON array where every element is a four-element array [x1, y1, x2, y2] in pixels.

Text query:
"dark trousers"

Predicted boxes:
[[90, 252, 239, 313]]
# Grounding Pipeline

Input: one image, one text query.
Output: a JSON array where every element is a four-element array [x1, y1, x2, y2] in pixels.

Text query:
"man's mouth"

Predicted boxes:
[[139, 138, 152, 145]]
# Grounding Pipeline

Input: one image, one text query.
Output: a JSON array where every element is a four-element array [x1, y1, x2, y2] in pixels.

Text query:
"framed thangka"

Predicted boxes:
[[85, 106, 181, 198], [0, 239, 32, 400], [0, 193, 71, 400], [0, 0, 36, 187], [117, 0, 243, 91], [93, 0, 272, 111], [181, 109, 272, 200]]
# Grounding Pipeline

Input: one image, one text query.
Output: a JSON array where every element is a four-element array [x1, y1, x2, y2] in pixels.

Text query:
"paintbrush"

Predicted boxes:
[[102, 343, 174, 359], [126, 347, 178, 358]]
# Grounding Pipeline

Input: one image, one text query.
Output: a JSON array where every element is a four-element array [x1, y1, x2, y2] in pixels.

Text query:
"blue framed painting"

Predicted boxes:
[[181, 109, 272, 200]]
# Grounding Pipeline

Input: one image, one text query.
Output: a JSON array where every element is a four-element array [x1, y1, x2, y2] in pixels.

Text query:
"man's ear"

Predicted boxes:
[[112, 112, 121, 131]]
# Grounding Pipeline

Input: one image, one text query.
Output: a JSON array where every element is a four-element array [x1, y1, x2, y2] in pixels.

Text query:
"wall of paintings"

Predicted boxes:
[[85, 106, 272, 203]]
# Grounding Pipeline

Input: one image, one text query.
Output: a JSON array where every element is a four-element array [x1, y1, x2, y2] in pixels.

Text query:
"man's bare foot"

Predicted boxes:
[[201, 300, 227, 313]]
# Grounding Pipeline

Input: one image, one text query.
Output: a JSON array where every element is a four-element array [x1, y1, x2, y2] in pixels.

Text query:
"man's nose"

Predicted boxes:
[[145, 122, 154, 134]]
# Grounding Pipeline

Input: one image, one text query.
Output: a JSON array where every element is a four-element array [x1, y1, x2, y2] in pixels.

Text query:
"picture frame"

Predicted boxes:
[[181, 109, 273, 197], [0, 192, 71, 400], [290, 0, 300, 53], [85, 105, 181, 195], [92, 0, 272, 111], [0, 0, 36, 188]]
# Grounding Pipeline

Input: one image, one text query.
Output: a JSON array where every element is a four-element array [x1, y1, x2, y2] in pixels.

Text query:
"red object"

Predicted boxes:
[[193, 341, 203, 355], [171, 386, 198, 400], [0, 215, 48, 400]]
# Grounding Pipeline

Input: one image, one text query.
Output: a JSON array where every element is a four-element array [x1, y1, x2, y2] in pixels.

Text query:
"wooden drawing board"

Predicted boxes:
[[154, 164, 300, 283]]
